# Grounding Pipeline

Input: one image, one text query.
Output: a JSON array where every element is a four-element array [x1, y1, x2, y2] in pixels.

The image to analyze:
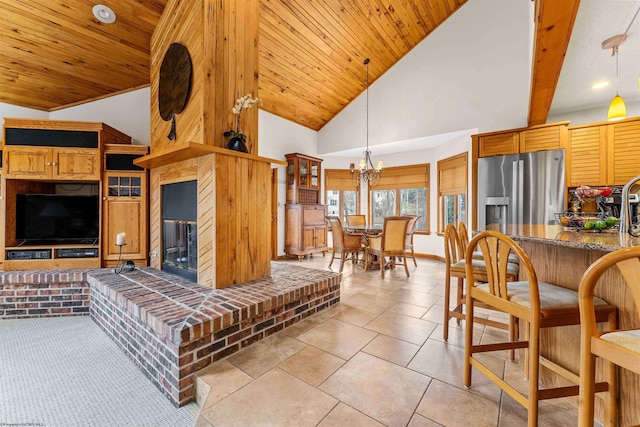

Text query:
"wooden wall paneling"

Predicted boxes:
[[149, 169, 161, 269], [215, 155, 231, 287], [150, 0, 205, 153], [198, 154, 215, 288]]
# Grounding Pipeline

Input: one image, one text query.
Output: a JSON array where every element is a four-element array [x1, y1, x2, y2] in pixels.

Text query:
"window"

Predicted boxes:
[[324, 169, 361, 219], [369, 164, 429, 232], [437, 152, 467, 233]]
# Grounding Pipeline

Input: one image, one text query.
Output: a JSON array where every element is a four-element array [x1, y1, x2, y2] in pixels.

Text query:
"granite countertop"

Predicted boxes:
[[486, 224, 640, 252]]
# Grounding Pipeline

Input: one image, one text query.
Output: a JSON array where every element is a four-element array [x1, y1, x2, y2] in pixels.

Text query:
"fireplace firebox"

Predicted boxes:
[[161, 180, 197, 282]]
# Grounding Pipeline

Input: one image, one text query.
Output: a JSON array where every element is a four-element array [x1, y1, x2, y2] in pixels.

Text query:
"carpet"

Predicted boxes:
[[0, 317, 199, 427]]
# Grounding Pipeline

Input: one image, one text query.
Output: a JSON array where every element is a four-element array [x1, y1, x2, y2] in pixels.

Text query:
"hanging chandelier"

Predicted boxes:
[[350, 58, 383, 188]]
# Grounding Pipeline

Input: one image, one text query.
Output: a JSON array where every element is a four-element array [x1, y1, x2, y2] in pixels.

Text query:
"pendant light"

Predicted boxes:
[[350, 58, 383, 188], [603, 34, 627, 121]]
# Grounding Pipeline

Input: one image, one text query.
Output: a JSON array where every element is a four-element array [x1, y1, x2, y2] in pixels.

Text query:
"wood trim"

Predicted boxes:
[[134, 142, 287, 169], [528, 0, 581, 126]]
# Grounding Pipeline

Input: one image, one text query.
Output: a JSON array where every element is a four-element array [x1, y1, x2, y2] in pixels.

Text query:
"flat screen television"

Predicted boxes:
[[16, 194, 99, 244]]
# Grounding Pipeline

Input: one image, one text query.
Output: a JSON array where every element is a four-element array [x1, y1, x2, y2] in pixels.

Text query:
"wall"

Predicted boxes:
[[258, 110, 318, 256], [548, 101, 640, 126], [318, 0, 532, 156], [0, 103, 48, 129], [50, 88, 151, 146]]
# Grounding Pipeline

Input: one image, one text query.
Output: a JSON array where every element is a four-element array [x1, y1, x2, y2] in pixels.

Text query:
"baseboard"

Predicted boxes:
[[415, 253, 445, 262]]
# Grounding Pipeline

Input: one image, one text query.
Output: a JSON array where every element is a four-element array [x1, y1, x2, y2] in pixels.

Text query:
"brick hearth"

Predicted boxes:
[[0, 263, 341, 407]]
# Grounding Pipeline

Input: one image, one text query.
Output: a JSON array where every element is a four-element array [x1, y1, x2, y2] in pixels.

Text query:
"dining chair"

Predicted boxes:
[[404, 215, 420, 267], [443, 223, 519, 344], [578, 246, 640, 427], [365, 216, 411, 278], [345, 214, 366, 228], [325, 216, 365, 272], [464, 230, 616, 427]]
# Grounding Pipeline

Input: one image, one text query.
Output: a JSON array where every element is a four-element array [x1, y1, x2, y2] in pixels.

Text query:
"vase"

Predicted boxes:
[[225, 136, 248, 153]]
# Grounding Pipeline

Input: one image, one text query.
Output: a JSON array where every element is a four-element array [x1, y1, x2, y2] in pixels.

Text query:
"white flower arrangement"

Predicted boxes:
[[225, 93, 260, 142]]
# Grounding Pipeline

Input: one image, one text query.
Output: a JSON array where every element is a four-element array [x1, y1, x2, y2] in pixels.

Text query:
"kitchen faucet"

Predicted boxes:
[[619, 175, 640, 237]]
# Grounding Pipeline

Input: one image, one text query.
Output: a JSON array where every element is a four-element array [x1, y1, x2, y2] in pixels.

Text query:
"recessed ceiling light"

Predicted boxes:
[[591, 81, 609, 90], [92, 4, 116, 24]]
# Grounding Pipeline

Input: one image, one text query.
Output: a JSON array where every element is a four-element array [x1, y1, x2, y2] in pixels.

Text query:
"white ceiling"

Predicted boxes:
[[550, 0, 640, 115]]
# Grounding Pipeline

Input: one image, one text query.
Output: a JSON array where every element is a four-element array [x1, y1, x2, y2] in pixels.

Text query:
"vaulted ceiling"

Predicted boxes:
[[0, 0, 580, 132], [0, 0, 467, 131]]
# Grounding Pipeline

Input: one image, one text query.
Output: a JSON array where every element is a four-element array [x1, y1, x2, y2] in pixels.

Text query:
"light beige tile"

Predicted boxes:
[[276, 317, 324, 338], [415, 380, 499, 427], [361, 334, 420, 366], [317, 402, 385, 427], [297, 319, 378, 359], [320, 352, 431, 427], [226, 335, 307, 378], [364, 311, 437, 345], [331, 307, 379, 327], [498, 392, 578, 427], [407, 414, 443, 427], [407, 338, 503, 403], [194, 414, 214, 427], [279, 346, 345, 387], [389, 289, 441, 308], [388, 302, 429, 318], [202, 368, 337, 427], [430, 322, 484, 348], [340, 292, 397, 315], [196, 360, 253, 410], [421, 301, 445, 324]]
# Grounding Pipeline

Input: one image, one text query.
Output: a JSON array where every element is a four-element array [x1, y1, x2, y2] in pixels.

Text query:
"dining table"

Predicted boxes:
[[344, 225, 383, 269]]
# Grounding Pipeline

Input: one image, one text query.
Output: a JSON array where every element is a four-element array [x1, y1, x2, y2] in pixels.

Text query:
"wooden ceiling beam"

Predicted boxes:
[[528, 0, 581, 126]]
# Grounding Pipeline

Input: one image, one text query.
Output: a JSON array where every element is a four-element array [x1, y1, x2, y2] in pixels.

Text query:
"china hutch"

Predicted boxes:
[[284, 153, 327, 260]]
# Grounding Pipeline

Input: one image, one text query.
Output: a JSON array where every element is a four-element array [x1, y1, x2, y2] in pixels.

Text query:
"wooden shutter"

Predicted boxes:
[[374, 164, 429, 190], [325, 169, 359, 191], [438, 153, 467, 196]]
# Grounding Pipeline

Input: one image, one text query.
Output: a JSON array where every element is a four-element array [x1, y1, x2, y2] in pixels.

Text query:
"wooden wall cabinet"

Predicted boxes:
[[567, 124, 607, 187], [285, 204, 328, 260], [567, 117, 640, 187], [102, 144, 149, 267], [1, 119, 147, 271], [286, 153, 322, 204], [475, 122, 568, 158], [4, 147, 99, 180]]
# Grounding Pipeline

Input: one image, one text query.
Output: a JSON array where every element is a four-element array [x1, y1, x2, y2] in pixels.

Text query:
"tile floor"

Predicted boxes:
[[194, 256, 580, 427]]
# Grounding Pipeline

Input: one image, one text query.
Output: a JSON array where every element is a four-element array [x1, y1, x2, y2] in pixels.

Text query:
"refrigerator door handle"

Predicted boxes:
[[512, 159, 524, 226]]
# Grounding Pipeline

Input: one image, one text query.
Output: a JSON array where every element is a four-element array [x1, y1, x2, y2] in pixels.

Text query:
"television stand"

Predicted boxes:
[[4, 244, 100, 270]]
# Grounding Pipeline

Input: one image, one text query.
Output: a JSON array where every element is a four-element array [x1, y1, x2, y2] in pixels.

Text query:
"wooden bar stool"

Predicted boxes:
[[578, 246, 640, 427], [464, 230, 617, 427], [443, 224, 519, 343]]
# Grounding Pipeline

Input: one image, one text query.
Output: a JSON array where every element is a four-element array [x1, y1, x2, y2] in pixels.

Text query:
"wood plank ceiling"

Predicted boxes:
[[0, 0, 466, 131]]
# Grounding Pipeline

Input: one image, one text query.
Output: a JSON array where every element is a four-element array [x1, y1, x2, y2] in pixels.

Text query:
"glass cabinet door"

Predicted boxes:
[[287, 160, 295, 186], [310, 162, 319, 188], [299, 160, 308, 187]]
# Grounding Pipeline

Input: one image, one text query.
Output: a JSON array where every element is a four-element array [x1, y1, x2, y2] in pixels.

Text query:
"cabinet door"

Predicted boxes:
[[302, 226, 316, 250], [478, 132, 518, 157], [299, 159, 309, 188], [607, 120, 640, 185], [102, 174, 147, 263], [567, 126, 607, 187], [310, 161, 320, 189], [4, 147, 51, 179], [55, 149, 100, 181], [519, 125, 566, 153], [314, 225, 327, 249]]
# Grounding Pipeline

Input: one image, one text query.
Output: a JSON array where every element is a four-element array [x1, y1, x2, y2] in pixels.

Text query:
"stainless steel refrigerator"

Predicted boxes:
[[477, 149, 566, 231]]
